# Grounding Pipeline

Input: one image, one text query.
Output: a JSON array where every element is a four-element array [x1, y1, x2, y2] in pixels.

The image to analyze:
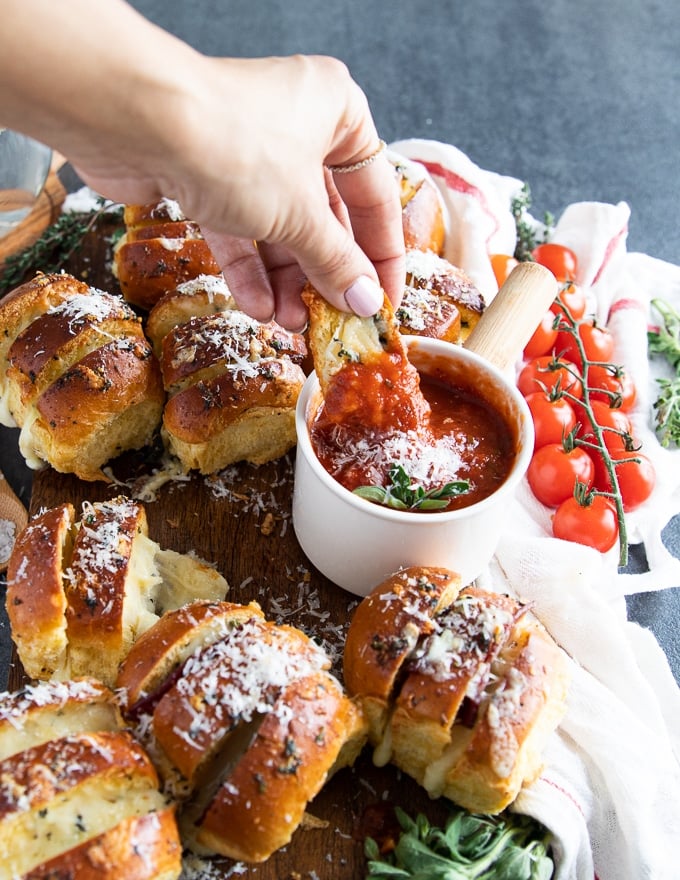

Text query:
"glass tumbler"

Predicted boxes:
[[0, 128, 52, 239]]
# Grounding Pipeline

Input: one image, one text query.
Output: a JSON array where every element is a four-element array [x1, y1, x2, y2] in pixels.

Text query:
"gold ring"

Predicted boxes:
[[325, 139, 387, 174]]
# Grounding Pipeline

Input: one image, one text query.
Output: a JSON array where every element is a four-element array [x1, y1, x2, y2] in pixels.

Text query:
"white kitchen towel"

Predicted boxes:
[[391, 139, 680, 880]]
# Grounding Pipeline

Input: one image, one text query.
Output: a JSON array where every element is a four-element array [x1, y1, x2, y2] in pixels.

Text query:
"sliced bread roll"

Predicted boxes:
[[343, 567, 570, 814], [159, 310, 307, 473], [112, 200, 221, 311], [5, 497, 228, 685], [116, 601, 368, 863], [0, 273, 164, 481], [0, 730, 180, 879]]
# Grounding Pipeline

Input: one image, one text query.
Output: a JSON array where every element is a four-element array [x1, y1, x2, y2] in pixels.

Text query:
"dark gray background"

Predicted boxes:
[[1, 0, 678, 686]]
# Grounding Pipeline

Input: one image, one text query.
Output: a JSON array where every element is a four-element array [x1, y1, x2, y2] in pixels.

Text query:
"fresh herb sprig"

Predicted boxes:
[[511, 183, 554, 262], [364, 806, 554, 880], [0, 199, 120, 295], [648, 297, 680, 448], [353, 463, 470, 511]]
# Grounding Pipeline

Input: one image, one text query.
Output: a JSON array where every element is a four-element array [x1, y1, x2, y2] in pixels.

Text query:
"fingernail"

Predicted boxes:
[[344, 276, 383, 316]]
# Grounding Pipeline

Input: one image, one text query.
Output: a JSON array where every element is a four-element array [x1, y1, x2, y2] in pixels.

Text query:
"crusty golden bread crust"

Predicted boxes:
[[5, 290, 143, 426], [29, 334, 164, 481], [145, 273, 236, 356], [0, 274, 92, 427], [116, 601, 367, 863], [394, 157, 446, 255], [191, 672, 366, 862], [5, 502, 74, 679], [0, 273, 165, 480], [5, 498, 228, 686], [117, 600, 264, 706], [404, 249, 486, 341], [19, 808, 182, 880], [113, 200, 221, 311], [343, 567, 570, 814], [159, 311, 307, 473], [0, 730, 180, 879], [343, 567, 461, 740]]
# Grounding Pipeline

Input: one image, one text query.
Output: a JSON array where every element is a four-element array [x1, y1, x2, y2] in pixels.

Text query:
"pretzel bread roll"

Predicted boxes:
[[113, 200, 221, 311], [159, 311, 307, 473], [189, 671, 366, 862], [145, 274, 237, 355], [5, 502, 74, 679], [0, 678, 122, 761], [0, 273, 88, 426], [343, 566, 461, 740], [404, 249, 486, 341], [20, 809, 181, 880], [391, 154, 447, 255], [0, 730, 180, 879]]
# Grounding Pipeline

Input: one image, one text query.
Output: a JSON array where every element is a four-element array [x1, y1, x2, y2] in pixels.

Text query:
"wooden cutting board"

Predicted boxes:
[[7, 209, 450, 878]]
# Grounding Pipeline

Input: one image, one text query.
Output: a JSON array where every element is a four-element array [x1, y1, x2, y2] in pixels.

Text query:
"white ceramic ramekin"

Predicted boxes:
[[292, 336, 534, 596]]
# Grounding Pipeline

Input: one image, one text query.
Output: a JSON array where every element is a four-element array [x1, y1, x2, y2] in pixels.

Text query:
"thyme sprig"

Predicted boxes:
[[511, 183, 555, 262], [0, 198, 120, 295], [353, 463, 470, 511], [648, 297, 680, 448], [364, 806, 554, 879]]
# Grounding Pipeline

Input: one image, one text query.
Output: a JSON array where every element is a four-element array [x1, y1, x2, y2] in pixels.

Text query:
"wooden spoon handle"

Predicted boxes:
[[463, 261, 558, 373]]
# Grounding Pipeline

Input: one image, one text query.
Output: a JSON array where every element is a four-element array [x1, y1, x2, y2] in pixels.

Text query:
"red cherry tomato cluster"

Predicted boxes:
[[491, 243, 657, 555]]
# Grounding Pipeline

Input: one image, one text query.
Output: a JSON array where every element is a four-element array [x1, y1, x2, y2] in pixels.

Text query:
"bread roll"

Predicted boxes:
[[391, 153, 447, 255], [113, 200, 221, 311], [159, 310, 307, 473], [0, 273, 164, 481], [343, 567, 570, 814], [0, 730, 180, 879], [0, 678, 122, 761], [5, 497, 228, 685], [145, 273, 237, 356], [403, 249, 486, 342], [117, 601, 367, 863], [302, 283, 429, 431]]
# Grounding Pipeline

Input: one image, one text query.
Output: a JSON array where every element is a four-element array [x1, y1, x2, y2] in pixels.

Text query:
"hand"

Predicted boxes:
[[0, 1, 404, 329]]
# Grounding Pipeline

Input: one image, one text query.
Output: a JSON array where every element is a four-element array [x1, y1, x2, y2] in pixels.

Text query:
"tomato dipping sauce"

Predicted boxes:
[[310, 359, 517, 513]]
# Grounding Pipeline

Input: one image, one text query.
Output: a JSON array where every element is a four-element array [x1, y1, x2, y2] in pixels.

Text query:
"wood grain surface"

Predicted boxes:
[[8, 209, 449, 878]]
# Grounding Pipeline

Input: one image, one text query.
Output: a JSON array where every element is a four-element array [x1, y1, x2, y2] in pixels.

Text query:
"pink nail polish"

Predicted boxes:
[[344, 276, 383, 316]]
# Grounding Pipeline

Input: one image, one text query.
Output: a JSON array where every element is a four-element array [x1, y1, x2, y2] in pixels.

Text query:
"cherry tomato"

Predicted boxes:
[[532, 243, 578, 282], [523, 310, 559, 359], [551, 282, 587, 322], [527, 443, 594, 508], [591, 448, 656, 511], [586, 364, 637, 412], [517, 356, 583, 400], [490, 253, 519, 287], [526, 391, 577, 450], [575, 400, 632, 453], [555, 319, 615, 368], [552, 494, 619, 552]]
